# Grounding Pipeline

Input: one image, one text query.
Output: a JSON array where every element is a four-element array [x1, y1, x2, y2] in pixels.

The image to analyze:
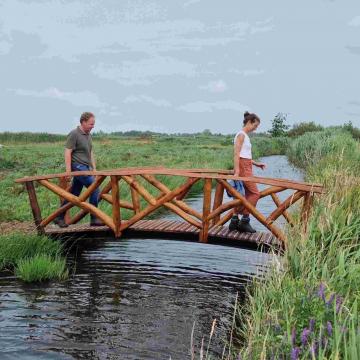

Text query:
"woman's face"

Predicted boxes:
[[247, 120, 260, 132]]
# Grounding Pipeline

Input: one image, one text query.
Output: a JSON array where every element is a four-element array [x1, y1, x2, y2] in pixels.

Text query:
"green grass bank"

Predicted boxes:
[[236, 130, 360, 359]]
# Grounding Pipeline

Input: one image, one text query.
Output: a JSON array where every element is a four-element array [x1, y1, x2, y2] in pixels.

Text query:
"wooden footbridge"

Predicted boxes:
[[16, 168, 324, 250]]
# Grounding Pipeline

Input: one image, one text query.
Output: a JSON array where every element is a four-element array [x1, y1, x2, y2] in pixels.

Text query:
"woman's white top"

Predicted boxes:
[[234, 130, 252, 159]]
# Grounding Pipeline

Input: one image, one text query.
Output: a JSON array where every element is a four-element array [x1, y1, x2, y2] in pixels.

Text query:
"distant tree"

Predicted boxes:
[[269, 113, 290, 137], [343, 121, 360, 140], [287, 121, 323, 137], [202, 129, 212, 136]]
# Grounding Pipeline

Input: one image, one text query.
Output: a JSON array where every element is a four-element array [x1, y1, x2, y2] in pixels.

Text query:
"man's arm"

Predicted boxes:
[[65, 148, 72, 173], [91, 150, 96, 171]]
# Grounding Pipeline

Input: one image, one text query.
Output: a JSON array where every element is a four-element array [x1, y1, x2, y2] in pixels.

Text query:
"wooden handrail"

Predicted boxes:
[[19, 167, 323, 247]]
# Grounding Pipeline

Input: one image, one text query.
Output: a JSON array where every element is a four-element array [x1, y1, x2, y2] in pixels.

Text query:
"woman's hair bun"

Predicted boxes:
[[244, 111, 250, 118]]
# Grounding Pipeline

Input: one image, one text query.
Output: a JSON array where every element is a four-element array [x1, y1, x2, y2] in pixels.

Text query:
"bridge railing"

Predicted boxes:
[[16, 168, 324, 247]]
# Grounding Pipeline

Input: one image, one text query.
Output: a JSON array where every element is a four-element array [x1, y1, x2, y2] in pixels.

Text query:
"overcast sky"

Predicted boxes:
[[0, 0, 359, 134]]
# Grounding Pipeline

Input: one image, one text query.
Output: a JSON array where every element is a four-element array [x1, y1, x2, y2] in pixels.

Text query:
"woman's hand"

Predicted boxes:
[[253, 161, 266, 170]]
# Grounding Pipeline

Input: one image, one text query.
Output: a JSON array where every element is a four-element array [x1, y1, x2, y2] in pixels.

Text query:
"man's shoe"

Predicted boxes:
[[229, 216, 239, 231], [237, 218, 256, 233], [90, 218, 105, 227], [53, 217, 68, 228]]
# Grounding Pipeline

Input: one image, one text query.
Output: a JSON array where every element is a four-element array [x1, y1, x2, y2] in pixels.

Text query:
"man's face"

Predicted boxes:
[[82, 117, 95, 133]]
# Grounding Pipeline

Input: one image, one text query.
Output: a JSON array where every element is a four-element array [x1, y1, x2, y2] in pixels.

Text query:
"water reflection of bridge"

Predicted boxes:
[[16, 168, 324, 250]]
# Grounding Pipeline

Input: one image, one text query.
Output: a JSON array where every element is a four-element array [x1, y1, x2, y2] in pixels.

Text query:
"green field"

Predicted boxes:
[[0, 133, 286, 223], [0, 132, 285, 283]]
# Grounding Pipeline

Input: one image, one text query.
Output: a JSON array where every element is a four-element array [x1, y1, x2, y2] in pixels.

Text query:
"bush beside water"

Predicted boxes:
[[0, 233, 68, 282]]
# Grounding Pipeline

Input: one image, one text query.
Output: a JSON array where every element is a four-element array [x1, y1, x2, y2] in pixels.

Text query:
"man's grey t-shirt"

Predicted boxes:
[[65, 127, 92, 167]]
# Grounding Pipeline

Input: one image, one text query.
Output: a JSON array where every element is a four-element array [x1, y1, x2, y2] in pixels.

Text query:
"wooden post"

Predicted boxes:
[[130, 175, 141, 213], [59, 177, 71, 224], [25, 181, 44, 235], [212, 182, 224, 225], [199, 178, 212, 243], [301, 192, 313, 233], [111, 176, 121, 237]]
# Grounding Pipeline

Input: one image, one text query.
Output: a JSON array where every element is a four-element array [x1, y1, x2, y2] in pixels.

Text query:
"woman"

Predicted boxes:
[[229, 111, 266, 233]]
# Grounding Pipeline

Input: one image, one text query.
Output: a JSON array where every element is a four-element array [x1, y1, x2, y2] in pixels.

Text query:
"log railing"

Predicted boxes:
[[16, 168, 324, 247]]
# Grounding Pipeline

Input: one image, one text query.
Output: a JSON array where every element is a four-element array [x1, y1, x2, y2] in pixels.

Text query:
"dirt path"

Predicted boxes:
[[0, 221, 36, 235]]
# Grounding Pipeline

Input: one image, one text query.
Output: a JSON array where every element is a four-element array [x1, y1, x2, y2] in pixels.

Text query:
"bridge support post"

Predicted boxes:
[[111, 176, 121, 237], [199, 178, 212, 243], [212, 182, 224, 226], [301, 192, 313, 233], [25, 181, 45, 235]]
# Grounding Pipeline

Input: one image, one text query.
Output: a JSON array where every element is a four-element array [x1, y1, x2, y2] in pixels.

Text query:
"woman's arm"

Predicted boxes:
[[234, 134, 244, 176], [252, 160, 266, 170]]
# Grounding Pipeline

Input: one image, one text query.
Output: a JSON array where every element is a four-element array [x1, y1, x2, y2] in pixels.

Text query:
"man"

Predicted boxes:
[[54, 112, 104, 227]]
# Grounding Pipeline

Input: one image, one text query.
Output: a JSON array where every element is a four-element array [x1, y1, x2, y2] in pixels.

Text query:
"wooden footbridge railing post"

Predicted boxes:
[[25, 181, 44, 235], [212, 182, 224, 226], [199, 178, 212, 243], [111, 175, 121, 237]]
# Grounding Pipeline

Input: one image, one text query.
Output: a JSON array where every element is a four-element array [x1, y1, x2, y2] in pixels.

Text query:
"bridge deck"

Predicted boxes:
[[45, 219, 281, 249]]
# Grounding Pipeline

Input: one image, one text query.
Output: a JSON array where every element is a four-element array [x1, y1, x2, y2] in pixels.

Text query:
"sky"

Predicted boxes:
[[0, 0, 360, 134]]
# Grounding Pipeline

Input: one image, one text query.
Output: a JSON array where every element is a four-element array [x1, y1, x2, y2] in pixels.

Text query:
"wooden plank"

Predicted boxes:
[[25, 181, 44, 235], [101, 194, 134, 210]]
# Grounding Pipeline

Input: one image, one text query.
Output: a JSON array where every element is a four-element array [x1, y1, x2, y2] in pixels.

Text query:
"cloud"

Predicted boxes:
[[123, 95, 171, 107], [9, 87, 107, 108], [92, 56, 198, 85], [178, 100, 248, 113], [199, 80, 227, 93], [348, 16, 360, 27], [229, 69, 264, 76], [346, 46, 360, 55]]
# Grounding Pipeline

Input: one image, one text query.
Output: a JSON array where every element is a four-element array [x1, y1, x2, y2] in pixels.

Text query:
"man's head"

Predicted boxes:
[[80, 112, 95, 133]]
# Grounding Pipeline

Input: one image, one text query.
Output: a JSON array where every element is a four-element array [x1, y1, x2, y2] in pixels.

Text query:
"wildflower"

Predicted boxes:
[[336, 296, 343, 314], [326, 293, 335, 307], [309, 318, 315, 332], [310, 341, 318, 357], [291, 347, 301, 360], [318, 283, 326, 301], [301, 328, 311, 346], [326, 321, 333, 337]]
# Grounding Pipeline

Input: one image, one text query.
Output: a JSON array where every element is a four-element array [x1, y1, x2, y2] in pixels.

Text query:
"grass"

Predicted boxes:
[[0, 133, 286, 223], [0, 232, 68, 282], [233, 130, 360, 359], [15, 254, 68, 282], [0, 132, 285, 283]]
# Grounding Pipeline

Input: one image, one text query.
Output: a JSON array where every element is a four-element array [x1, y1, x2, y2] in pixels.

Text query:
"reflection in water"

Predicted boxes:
[[0, 156, 301, 359]]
